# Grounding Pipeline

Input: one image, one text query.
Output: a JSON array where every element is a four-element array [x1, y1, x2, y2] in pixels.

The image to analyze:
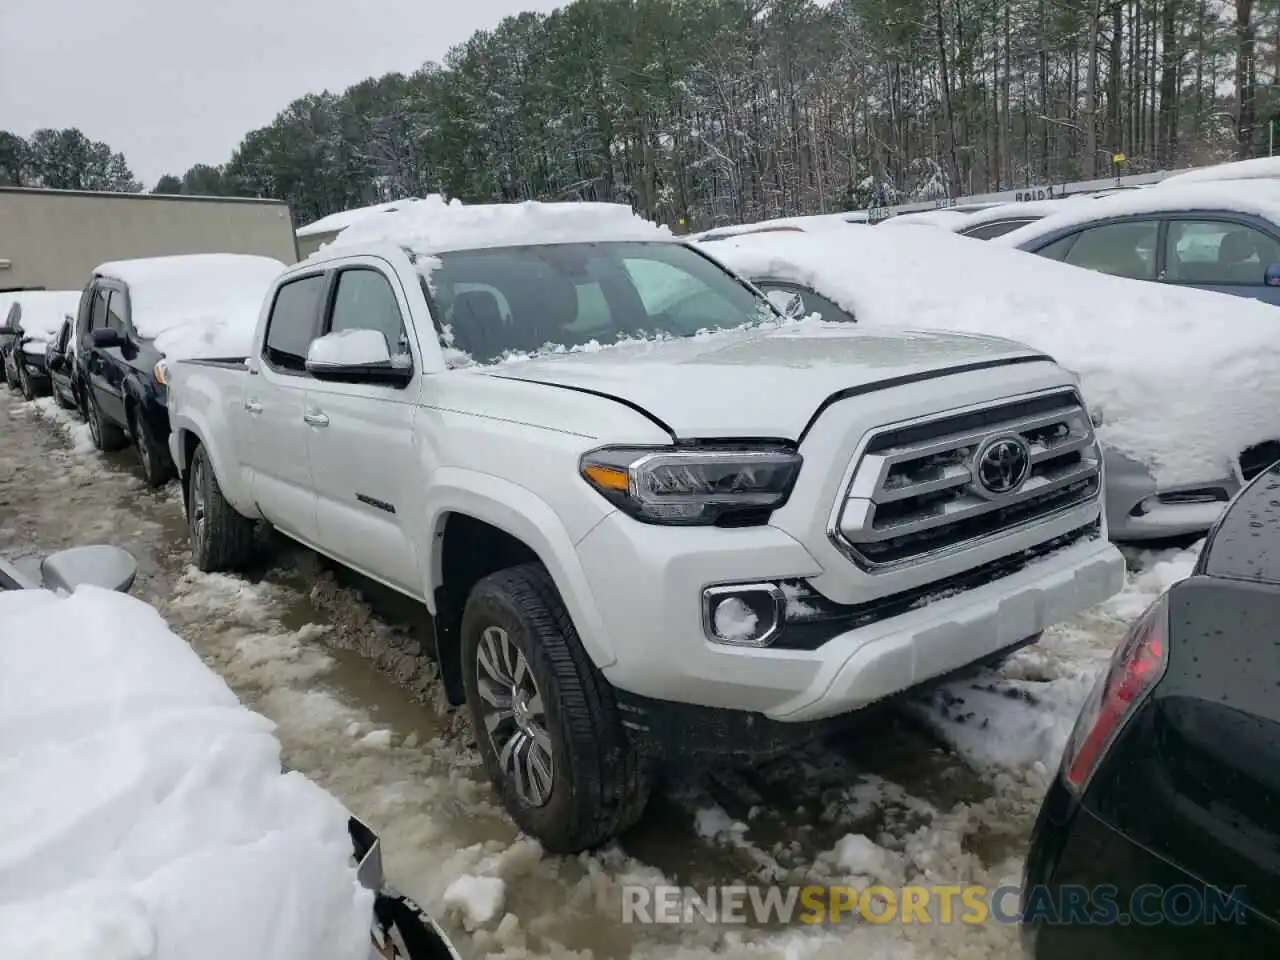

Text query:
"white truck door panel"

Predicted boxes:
[[306, 262, 423, 596], [247, 273, 327, 544]]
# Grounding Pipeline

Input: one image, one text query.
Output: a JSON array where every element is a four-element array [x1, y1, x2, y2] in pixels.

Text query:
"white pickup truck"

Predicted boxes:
[[166, 201, 1125, 853]]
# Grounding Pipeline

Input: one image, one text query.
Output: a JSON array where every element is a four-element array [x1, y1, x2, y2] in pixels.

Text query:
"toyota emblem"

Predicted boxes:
[[975, 436, 1031, 496]]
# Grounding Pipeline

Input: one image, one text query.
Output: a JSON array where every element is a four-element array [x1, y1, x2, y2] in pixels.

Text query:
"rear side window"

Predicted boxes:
[[963, 218, 1038, 240], [264, 274, 326, 371]]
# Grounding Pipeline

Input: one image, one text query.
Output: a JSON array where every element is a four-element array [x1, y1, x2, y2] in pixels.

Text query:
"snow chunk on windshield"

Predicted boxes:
[[0, 587, 373, 960], [703, 228, 1280, 487], [92, 254, 284, 360], [327, 195, 671, 253]]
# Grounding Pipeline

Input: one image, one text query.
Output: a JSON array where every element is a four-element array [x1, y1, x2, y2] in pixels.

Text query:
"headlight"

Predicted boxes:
[[579, 445, 802, 525], [154, 360, 169, 385]]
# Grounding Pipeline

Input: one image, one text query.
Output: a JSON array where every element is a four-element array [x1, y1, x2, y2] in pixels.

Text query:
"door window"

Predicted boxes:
[[263, 274, 326, 372], [1165, 219, 1280, 284], [328, 268, 410, 359], [88, 289, 110, 331], [105, 290, 128, 334], [963, 218, 1039, 240], [1058, 220, 1158, 280]]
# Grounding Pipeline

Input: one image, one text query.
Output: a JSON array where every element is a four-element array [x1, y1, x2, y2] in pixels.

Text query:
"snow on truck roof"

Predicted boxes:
[[322, 195, 673, 255], [701, 226, 1280, 490], [93, 253, 285, 361], [295, 197, 424, 238]]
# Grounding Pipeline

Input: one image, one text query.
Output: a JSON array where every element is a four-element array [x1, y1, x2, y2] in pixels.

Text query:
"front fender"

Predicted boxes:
[[420, 468, 616, 670]]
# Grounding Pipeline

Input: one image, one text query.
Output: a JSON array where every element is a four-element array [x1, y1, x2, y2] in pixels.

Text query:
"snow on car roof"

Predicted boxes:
[[1155, 155, 1280, 187], [947, 197, 1096, 231], [9, 290, 80, 342], [0, 586, 373, 959], [702, 227, 1280, 488], [296, 197, 424, 237], [990, 180, 1280, 249], [689, 212, 865, 243], [325, 195, 673, 255], [877, 208, 973, 228], [93, 253, 285, 360]]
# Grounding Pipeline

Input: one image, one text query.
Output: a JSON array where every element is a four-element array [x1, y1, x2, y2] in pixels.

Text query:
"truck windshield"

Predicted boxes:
[[423, 241, 776, 366]]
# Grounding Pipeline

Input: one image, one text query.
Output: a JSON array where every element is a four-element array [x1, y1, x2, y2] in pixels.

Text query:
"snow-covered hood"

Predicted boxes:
[[486, 321, 1046, 438], [703, 228, 1280, 486]]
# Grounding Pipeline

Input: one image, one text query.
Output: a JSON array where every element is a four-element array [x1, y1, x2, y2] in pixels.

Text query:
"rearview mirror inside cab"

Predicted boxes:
[[305, 329, 413, 387]]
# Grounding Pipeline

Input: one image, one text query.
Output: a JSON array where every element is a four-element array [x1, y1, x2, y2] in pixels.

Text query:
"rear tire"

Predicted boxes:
[[188, 443, 255, 572], [130, 405, 176, 488], [460, 562, 651, 853], [86, 390, 127, 451]]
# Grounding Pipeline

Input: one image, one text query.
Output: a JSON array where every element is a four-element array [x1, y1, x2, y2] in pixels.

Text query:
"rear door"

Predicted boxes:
[[249, 272, 327, 544], [304, 259, 423, 597]]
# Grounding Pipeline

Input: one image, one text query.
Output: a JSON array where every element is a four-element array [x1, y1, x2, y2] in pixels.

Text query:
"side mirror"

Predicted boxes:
[[91, 328, 125, 348], [40, 545, 138, 594], [765, 289, 807, 319], [1265, 263, 1280, 287], [305, 329, 413, 386]]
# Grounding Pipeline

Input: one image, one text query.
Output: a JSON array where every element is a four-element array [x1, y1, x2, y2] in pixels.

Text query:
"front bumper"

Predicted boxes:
[[577, 513, 1124, 723], [1104, 449, 1235, 541]]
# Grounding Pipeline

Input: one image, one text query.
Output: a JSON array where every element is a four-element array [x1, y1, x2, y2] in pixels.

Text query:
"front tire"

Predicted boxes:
[[460, 563, 651, 853], [130, 406, 176, 488], [17, 361, 33, 401], [86, 390, 127, 451], [187, 443, 256, 572]]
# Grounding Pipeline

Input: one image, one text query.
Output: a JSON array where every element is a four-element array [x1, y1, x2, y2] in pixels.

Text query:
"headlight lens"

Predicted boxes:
[[579, 445, 802, 525], [154, 360, 169, 385]]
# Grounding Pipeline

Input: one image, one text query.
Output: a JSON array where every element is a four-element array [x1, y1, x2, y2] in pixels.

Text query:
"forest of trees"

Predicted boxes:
[[6, 0, 1280, 231], [0, 128, 142, 193]]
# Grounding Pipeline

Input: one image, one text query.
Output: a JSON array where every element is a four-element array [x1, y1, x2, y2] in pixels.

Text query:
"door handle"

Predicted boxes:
[[244, 398, 263, 414], [303, 411, 329, 427]]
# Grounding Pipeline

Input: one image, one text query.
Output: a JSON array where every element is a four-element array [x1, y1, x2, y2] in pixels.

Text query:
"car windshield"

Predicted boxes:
[[420, 241, 777, 366]]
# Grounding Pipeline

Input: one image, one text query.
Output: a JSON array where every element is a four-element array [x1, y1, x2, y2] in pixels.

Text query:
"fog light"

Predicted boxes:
[[701, 583, 785, 647]]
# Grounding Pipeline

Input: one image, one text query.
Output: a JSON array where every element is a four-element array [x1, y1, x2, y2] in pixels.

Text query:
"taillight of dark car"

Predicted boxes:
[[1061, 594, 1169, 792]]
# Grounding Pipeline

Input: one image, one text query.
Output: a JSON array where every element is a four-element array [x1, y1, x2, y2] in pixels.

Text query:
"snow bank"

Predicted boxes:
[[93, 254, 284, 360], [0, 587, 373, 960], [10, 290, 80, 345], [297, 197, 423, 237], [327, 195, 672, 254], [992, 180, 1280, 249], [704, 228, 1280, 485]]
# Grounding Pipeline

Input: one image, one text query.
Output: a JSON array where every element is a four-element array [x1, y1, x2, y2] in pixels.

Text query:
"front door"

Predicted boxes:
[[245, 272, 328, 545], [305, 261, 423, 597], [84, 285, 129, 426]]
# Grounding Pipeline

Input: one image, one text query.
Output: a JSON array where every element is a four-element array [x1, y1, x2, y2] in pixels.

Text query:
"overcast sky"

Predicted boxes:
[[0, 0, 564, 186]]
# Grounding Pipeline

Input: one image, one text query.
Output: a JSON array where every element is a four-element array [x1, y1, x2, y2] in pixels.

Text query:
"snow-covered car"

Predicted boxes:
[[945, 198, 1095, 241], [993, 181, 1280, 306], [2, 290, 82, 400], [1153, 154, 1280, 189], [166, 196, 1123, 853], [0, 544, 461, 960], [700, 225, 1280, 541], [73, 254, 286, 487]]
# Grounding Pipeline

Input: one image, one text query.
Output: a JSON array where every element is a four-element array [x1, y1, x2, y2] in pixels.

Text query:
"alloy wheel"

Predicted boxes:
[[475, 625, 554, 806]]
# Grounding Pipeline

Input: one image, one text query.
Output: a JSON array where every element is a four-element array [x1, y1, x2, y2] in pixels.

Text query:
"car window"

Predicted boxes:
[[753, 281, 855, 323], [88, 289, 110, 331], [328, 268, 410, 359], [1165, 219, 1280, 284], [105, 290, 128, 334], [264, 274, 326, 372], [963, 218, 1038, 240], [1034, 233, 1079, 261], [1058, 220, 1158, 280]]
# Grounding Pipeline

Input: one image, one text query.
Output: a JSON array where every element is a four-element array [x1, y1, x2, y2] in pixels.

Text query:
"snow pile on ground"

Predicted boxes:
[[704, 227, 1280, 486], [993, 179, 1280, 246], [328, 194, 672, 254], [29, 396, 95, 454], [8, 290, 80, 352], [0, 587, 373, 960], [93, 254, 283, 360]]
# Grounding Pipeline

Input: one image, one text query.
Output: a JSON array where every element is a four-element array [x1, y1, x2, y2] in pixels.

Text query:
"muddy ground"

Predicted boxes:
[[0, 389, 1150, 960]]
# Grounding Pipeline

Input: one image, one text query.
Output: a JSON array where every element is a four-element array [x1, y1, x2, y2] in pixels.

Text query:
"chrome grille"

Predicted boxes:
[[832, 390, 1102, 569]]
